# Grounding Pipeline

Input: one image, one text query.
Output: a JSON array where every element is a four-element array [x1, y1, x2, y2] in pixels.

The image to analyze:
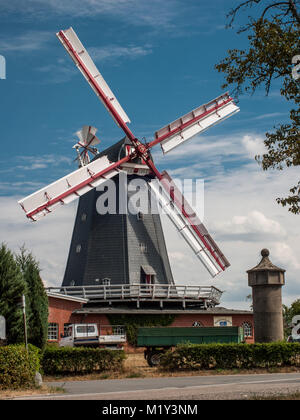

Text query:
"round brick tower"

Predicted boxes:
[[247, 249, 285, 343]]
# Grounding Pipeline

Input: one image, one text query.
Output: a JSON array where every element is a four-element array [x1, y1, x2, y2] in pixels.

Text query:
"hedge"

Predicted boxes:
[[0, 344, 40, 389], [160, 342, 300, 371], [41, 346, 126, 375]]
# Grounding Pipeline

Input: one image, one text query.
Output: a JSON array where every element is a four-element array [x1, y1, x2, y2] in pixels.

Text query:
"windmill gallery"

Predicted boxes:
[[18, 28, 255, 347]]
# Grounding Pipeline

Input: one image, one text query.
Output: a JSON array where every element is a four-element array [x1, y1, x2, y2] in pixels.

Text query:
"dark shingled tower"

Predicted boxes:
[[62, 138, 174, 288]]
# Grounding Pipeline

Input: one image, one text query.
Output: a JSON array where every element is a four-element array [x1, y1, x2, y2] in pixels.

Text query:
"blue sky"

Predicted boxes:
[[0, 0, 298, 308]]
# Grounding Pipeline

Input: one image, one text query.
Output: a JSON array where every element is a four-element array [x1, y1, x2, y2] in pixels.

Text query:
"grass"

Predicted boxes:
[[0, 385, 65, 399]]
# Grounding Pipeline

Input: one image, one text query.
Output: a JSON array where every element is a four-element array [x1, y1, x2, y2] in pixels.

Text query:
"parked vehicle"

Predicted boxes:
[[59, 324, 126, 349], [137, 326, 245, 366]]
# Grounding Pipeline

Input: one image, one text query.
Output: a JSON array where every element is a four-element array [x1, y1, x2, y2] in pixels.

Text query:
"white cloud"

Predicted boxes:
[[214, 210, 286, 241], [242, 134, 266, 158], [252, 112, 286, 121], [272, 243, 300, 271], [0, 196, 76, 288], [0, 31, 53, 52], [2, 0, 179, 28], [89, 45, 152, 63]]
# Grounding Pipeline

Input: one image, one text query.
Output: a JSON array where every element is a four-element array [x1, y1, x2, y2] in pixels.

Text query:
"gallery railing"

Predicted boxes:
[[46, 284, 223, 306]]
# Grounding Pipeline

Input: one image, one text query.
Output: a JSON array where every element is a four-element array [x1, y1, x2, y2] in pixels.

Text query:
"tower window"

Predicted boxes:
[[76, 244, 81, 253], [81, 213, 87, 222]]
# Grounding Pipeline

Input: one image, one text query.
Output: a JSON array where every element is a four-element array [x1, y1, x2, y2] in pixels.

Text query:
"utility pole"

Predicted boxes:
[[21, 294, 28, 353]]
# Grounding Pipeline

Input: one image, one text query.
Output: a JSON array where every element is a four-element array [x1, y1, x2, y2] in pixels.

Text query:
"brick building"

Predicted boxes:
[[47, 292, 254, 346]]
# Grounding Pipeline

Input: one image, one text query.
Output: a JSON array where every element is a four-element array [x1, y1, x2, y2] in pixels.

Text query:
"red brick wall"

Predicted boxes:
[[48, 297, 254, 344], [48, 297, 112, 342], [48, 297, 83, 340]]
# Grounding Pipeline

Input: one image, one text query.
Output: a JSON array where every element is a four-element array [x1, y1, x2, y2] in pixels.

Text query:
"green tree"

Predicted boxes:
[[0, 243, 27, 344], [215, 0, 300, 214], [16, 247, 49, 350]]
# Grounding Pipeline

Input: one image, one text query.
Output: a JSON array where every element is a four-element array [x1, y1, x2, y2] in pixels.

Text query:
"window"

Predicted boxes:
[[48, 323, 59, 341], [137, 212, 144, 221], [81, 213, 87, 222], [113, 326, 125, 335], [242, 322, 253, 338], [140, 243, 147, 253], [76, 244, 81, 253], [192, 321, 203, 327], [64, 323, 72, 337], [76, 325, 96, 334], [102, 278, 111, 286]]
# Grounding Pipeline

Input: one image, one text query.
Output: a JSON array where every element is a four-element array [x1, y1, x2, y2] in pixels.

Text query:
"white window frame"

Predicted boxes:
[[48, 323, 59, 341], [242, 322, 253, 338]]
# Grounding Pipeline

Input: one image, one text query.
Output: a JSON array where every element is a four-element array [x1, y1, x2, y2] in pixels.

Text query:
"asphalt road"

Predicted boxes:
[[15, 372, 300, 400]]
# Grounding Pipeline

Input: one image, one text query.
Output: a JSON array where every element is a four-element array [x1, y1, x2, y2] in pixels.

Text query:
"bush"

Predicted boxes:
[[160, 342, 300, 371], [41, 346, 126, 375], [0, 344, 40, 389]]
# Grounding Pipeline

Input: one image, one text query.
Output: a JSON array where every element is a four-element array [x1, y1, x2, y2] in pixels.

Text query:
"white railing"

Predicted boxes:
[[46, 284, 223, 305]]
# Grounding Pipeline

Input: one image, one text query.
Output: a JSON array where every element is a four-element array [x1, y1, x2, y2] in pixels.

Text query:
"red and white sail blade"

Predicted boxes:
[[18, 155, 129, 221], [57, 27, 131, 129], [150, 93, 239, 154], [148, 171, 230, 277]]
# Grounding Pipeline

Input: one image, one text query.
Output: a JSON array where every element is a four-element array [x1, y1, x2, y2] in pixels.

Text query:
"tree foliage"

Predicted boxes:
[[0, 243, 48, 348], [0, 244, 26, 344], [215, 0, 300, 214], [16, 247, 49, 350]]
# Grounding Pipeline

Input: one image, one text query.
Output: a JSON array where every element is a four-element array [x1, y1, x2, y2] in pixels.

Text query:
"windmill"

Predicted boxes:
[[18, 27, 240, 286]]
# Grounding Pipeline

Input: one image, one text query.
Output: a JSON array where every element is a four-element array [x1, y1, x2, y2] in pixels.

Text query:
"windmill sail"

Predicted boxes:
[[151, 93, 239, 154], [18, 155, 127, 221], [147, 171, 229, 277], [57, 27, 131, 127]]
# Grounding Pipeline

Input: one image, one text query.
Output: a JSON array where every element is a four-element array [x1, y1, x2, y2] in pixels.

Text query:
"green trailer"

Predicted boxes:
[[137, 326, 244, 366]]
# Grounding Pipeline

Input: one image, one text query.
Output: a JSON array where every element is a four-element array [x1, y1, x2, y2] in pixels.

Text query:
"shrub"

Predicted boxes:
[[0, 344, 40, 389], [160, 342, 300, 371], [41, 346, 126, 375]]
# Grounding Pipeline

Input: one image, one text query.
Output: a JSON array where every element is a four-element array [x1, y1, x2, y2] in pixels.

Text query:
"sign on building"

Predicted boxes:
[[213, 316, 232, 327]]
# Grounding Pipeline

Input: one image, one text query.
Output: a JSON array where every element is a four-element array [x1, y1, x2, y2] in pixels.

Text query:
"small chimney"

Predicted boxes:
[[247, 249, 285, 343]]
